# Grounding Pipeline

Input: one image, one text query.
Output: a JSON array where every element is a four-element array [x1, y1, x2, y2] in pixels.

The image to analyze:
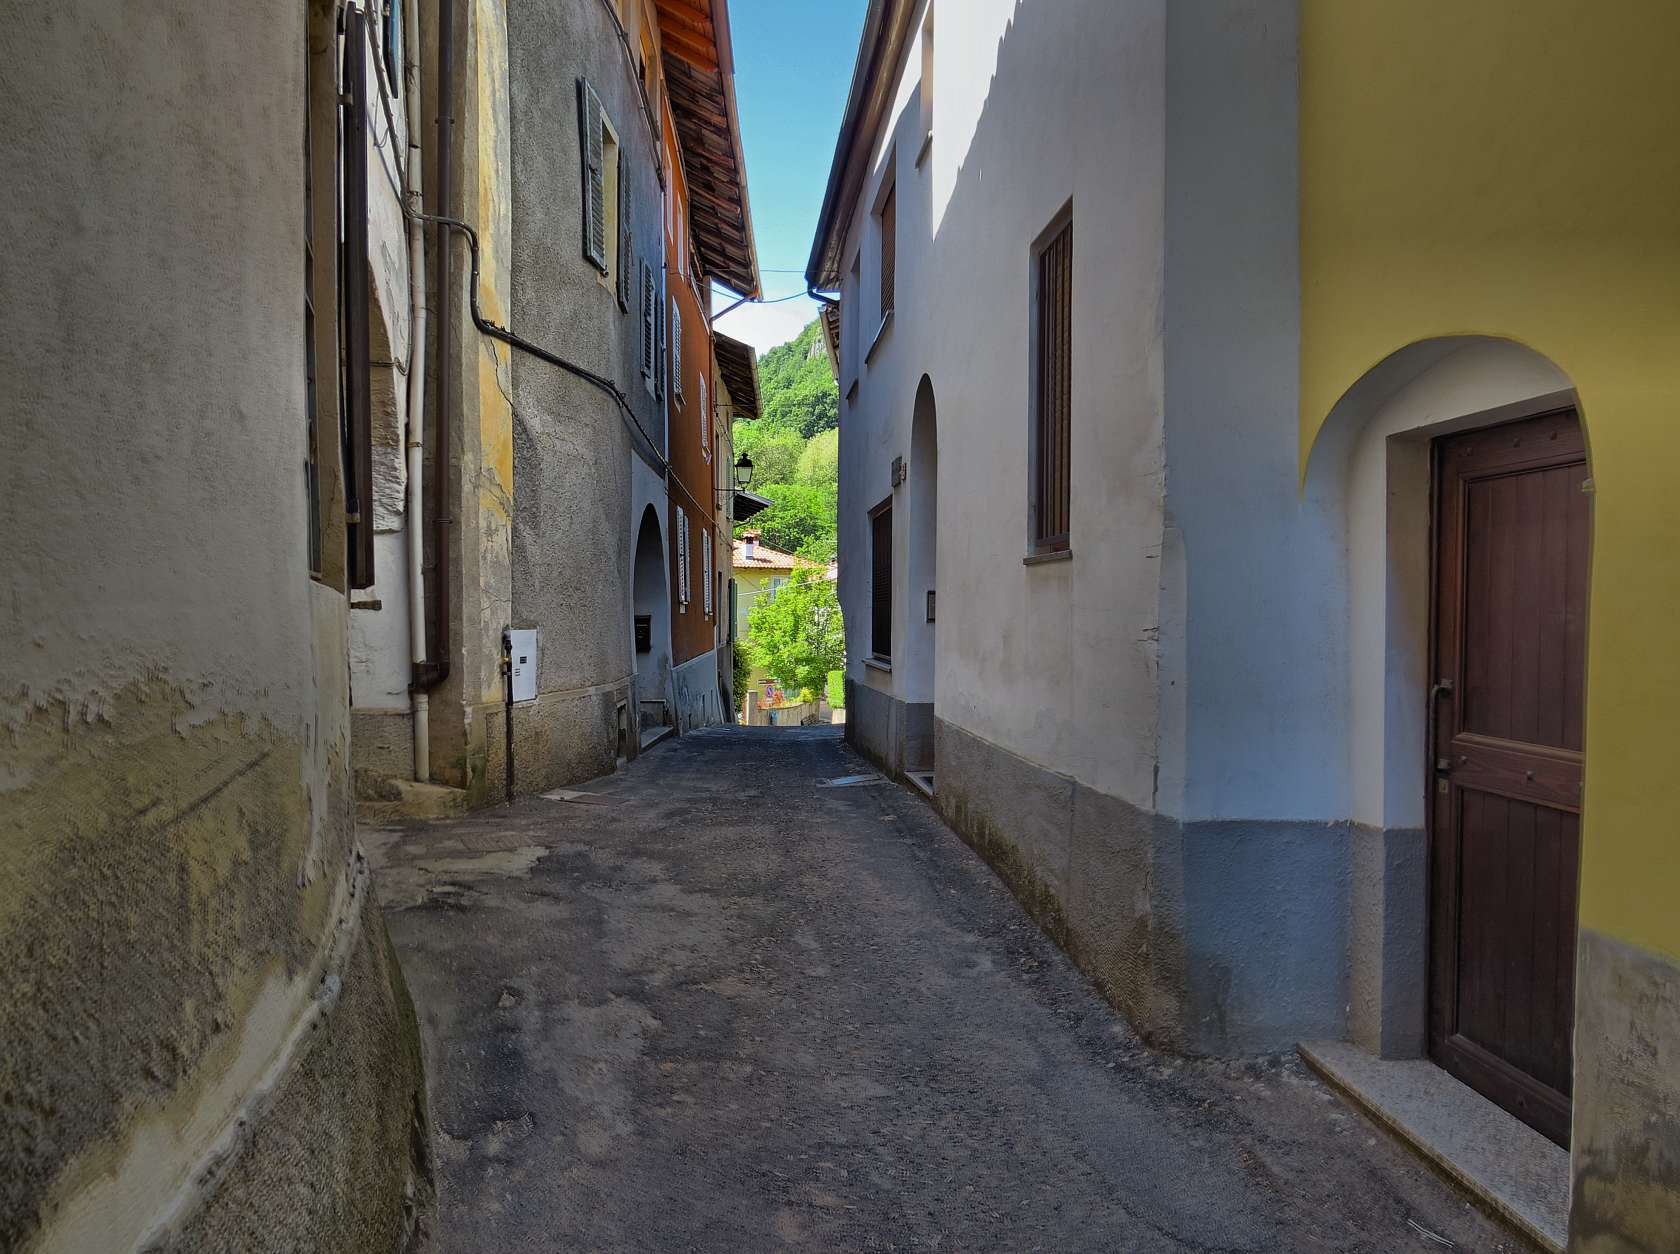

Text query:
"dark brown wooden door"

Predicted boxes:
[[1429, 407, 1587, 1148]]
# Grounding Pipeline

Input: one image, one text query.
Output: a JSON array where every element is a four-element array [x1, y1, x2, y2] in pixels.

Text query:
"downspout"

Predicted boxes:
[[414, 0, 455, 718], [404, 0, 430, 780]]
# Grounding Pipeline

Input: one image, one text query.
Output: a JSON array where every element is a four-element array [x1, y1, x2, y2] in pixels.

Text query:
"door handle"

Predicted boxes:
[[1431, 678, 1455, 703]]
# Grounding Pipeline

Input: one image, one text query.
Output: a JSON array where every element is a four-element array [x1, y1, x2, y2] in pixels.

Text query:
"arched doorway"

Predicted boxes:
[[904, 376, 938, 788], [1306, 337, 1588, 1146], [632, 505, 672, 738]]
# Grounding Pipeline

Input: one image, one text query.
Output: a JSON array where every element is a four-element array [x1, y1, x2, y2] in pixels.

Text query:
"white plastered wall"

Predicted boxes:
[[835, 0, 1167, 810]]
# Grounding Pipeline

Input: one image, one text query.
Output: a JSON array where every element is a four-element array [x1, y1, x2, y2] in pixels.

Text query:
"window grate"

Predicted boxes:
[[879, 185, 896, 319]]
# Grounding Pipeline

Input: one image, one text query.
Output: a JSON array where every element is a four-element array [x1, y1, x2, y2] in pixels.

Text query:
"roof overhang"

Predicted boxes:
[[817, 302, 841, 380], [733, 489, 772, 521], [657, 0, 761, 298], [712, 331, 760, 418], [805, 0, 919, 291]]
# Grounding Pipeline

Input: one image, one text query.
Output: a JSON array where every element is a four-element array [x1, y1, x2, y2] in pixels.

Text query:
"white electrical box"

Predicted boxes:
[[506, 628, 539, 703]]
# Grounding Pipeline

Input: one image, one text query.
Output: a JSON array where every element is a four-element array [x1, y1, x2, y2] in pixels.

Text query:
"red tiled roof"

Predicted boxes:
[[732, 538, 817, 571]]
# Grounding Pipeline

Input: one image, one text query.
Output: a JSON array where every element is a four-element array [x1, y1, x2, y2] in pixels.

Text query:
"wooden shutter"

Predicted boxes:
[[699, 375, 709, 453], [1034, 219, 1072, 551], [617, 148, 632, 309], [640, 261, 655, 379], [880, 185, 896, 317], [341, 5, 375, 588], [703, 531, 713, 616], [671, 300, 684, 399], [655, 266, 666, 400], [676, 507, 689, 606], [870, 502, 893, 659], [578, 78, 607, 272]]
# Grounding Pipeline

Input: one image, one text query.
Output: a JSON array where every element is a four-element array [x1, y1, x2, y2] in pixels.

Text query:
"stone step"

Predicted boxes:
[[356, 778, 471, 825]]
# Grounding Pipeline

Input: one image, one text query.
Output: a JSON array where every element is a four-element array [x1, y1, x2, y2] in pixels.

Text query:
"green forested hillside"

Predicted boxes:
[[733, 318, 840, 560]]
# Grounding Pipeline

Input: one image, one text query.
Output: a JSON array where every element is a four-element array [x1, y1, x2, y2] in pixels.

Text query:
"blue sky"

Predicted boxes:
[[713, 0, 867, 355]]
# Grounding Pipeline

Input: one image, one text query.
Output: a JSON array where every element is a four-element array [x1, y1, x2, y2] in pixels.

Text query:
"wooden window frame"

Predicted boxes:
[[878, 181, 896, 323], [340, 5, 375, 589], [869, 496, 894, 661], [1029, 205, 1073, 557]]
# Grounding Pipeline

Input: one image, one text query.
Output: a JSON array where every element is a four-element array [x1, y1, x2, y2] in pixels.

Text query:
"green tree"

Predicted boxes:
[[795, 427, 839, 489], [732, 421, 803, 486], [737, 481, 835, 557], [756, 320, 839, 439], [744, 569, 846, 698]]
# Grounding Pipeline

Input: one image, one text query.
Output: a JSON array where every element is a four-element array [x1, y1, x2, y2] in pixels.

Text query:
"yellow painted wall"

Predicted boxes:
[[1300, 2, 1680, 959]]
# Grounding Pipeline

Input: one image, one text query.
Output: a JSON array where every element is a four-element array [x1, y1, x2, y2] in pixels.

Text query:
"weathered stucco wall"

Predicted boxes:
[[0, 2, 425, 1249], [503, 0, 663, 789]]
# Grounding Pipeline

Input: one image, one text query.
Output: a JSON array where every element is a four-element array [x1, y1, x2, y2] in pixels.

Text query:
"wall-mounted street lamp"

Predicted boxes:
[[733, 451, 754, 489]]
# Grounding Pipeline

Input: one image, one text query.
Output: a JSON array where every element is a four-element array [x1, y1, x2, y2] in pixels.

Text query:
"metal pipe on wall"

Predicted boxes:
[[403, 0, 431, 781], [414, 0, 455, 723]]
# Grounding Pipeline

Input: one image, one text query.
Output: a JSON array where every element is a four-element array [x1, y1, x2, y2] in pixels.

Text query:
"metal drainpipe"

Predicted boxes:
[[416, 0, 455, 713], [404, 0, 430, 781]]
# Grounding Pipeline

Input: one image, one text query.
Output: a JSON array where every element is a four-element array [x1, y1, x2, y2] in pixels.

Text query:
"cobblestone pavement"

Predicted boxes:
[[371, 725, 1538, 1253]]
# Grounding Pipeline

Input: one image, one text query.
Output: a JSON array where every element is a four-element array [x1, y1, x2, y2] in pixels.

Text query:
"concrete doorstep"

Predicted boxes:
[[1298, 1040, 1569, 1252]]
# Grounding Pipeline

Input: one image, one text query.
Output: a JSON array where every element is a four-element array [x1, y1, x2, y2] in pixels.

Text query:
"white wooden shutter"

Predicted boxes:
[[578, 79, 607, 272], [640, 261, 655, 379], [678, 509, 691, 605], [703, 531, 713, 616], [671, 299, 683, 399]]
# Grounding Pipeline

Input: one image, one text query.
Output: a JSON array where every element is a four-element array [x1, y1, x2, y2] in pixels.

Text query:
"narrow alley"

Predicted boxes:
[[372, 728, 1534, 1253]]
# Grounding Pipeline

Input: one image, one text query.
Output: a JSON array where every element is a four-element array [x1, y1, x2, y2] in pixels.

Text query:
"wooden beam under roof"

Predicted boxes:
[[654, 0, 759, 297]]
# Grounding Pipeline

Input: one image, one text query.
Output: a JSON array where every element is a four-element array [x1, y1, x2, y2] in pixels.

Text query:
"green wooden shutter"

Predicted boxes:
[[578, 78, 607, 272]]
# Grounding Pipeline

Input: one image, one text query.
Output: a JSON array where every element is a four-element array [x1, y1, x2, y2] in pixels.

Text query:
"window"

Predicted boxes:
[[578, 78, 617, 282], [677, 507, 690, 608], [870, 500, 893, 659], [1032, 212, 1072, 553], [340, 5, 375, 588], [878, 183, 896, 321], [616, 144, 631, 310], [769, 576, 789, 600], [640, 260, 656, 386], [702, 529, 713, 616], [699, 374, 709, 456], [671, 298, 683, 399], [845, 253, 860, 387], [655, 258, 667, 402]]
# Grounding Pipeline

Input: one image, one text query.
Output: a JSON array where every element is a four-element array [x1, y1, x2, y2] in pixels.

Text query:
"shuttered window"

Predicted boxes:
[[879, 184, 896, 319], [341, 6, 375, 588], [616, 147, 631, 309], [1033, 216, 1072, 552], [655, 264, 666, 400], [677, 507, 690, 607], [870, 501, 893, 659], [671, 299, 684, 399], [699, 375, 709, 455], [640, 261, 656, 381], [578, 78, 608, 272], [702, 529, 713, 616]]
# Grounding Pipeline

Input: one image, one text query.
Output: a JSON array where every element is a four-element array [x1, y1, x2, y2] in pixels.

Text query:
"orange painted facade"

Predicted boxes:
[[661, 101, 722, 666]]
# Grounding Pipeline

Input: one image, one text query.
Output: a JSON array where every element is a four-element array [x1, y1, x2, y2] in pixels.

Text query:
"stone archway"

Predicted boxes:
[[632, 505, 672, 735]]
